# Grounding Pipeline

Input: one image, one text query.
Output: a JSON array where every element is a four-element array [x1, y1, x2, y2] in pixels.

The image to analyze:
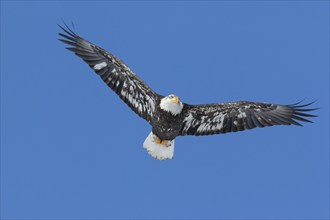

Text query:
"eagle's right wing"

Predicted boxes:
[[179, 101, 317, 136], [58, 25, 159, 123]]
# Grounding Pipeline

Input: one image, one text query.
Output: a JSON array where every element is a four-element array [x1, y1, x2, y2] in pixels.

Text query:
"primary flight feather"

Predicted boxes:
[[58, 24, 317, 160]]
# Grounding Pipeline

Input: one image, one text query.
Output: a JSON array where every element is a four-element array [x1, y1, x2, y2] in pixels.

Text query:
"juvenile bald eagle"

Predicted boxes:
[[59, 25, 317, 160]]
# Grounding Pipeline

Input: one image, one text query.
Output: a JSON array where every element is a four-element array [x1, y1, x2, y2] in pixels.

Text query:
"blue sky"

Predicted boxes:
[[1, 1, 329, 219]]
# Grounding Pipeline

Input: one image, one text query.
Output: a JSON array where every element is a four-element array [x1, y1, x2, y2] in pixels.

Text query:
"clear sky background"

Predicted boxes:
[[1, 1, 329, 219]]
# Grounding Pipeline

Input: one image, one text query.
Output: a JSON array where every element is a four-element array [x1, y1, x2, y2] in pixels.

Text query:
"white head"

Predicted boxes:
[[159, 94, 183, 116]]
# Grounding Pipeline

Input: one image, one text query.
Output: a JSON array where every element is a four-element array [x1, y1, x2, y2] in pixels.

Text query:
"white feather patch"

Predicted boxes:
[[143, 132, 175, 160], [93, 62, 107, 70]]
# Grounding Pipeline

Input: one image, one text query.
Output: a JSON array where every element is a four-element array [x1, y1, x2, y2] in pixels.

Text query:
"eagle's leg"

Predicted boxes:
[[160, 140, 168, 145], [154, 136, 168, 146], [143, 132, 175, 160]]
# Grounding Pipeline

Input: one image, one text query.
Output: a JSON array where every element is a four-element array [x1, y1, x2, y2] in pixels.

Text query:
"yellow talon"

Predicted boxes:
[[160, 140, 168, 145], [155, 136, 161, 144], [155, 136, 168, 146]]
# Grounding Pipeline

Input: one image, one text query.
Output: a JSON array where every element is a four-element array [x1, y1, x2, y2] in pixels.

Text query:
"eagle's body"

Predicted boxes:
[[59, 25, 317, 160], [152, 105, 185, 140]]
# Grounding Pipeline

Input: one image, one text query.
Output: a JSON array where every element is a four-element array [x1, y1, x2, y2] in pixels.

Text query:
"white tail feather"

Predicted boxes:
[[143, 132, 175, 160]]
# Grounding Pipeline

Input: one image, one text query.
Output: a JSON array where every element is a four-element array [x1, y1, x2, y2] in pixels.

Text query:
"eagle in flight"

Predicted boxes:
[[59, 24, 317, 160]]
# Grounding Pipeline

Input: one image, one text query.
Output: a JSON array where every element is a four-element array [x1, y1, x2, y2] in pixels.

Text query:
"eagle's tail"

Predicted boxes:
[[143, 132, 175, 160]]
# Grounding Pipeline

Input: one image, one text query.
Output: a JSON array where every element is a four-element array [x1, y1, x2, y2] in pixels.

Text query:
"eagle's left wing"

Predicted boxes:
[[58, 25, 159, 123], [179, 101, 317, 136]]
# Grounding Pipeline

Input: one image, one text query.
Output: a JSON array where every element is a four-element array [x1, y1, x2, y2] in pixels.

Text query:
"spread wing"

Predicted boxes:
[[179, 101, 317, 136], [58, 25, 159, 123]]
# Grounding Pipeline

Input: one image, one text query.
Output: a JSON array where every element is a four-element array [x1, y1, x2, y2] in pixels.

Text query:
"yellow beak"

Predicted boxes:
[[171, 96, 179, 104]]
